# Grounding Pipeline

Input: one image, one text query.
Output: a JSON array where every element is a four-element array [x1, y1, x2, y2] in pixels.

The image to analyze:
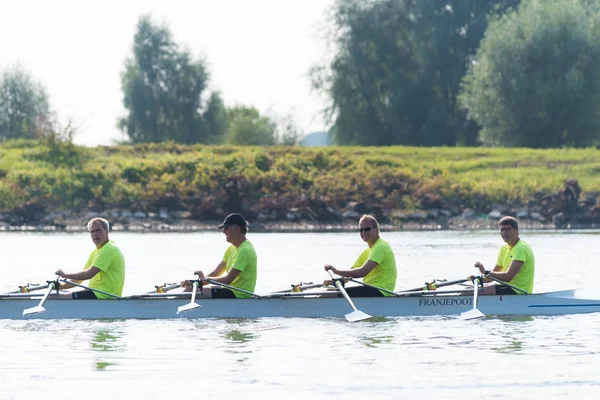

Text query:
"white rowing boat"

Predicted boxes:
[[1, 289, 599, 320]]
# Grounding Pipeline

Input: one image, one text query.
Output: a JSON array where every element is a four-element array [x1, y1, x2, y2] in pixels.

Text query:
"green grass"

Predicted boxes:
[[1, 140, 599, 213]]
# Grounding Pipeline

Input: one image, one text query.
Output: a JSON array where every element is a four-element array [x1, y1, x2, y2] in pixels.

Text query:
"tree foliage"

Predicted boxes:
[[119, 15, 227, 144], [460, 0, 600, 147], [0, 66, 52, 141], [313, 0, 520, 146], [225, 106, 277, 145]]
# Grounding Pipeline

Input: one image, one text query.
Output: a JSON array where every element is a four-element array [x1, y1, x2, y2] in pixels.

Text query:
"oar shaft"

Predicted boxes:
[[397, 278, 470, 294], [485, 275, 528, 294], [190, 282, 198, 303], [327, 270, 358, 311], [347, 278, 397, 296], [6, 283, 47, 294], [58, 279, 121, 299], [204, 278, 261, 298]]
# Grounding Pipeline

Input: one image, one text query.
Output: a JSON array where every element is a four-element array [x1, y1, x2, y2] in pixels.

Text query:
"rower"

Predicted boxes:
[[181, 213, 257, 298], [55, 218, 126, 299], [474, 216, 535, 295], [323, 214, 397, 297]]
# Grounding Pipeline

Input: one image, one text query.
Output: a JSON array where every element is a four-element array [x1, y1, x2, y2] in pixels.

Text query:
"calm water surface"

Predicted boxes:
[[1, 230, 599, 399]]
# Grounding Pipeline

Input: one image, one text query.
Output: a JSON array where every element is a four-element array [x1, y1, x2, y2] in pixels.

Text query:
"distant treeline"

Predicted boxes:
[[2, 140, 600, 218], [3, 0, 600, 148]]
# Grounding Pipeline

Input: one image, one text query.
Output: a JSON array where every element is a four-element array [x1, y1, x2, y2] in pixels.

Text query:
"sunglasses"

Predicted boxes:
[[359, 227, 375, 232]]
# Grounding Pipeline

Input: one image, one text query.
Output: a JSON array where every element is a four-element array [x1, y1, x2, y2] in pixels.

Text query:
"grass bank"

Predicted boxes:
[[1, 139, 599, 225]]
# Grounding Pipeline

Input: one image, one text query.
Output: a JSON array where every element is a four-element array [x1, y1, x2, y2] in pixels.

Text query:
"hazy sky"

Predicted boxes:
[[1, 0, 334, 146]]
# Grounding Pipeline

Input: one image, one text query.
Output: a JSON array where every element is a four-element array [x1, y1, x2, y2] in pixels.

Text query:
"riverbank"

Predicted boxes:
[[0, 213, 568, 233], [2, 141, 600, 232]]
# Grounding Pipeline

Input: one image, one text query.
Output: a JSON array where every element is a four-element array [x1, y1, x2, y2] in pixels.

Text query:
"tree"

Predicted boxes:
[[312, 0, 520, 146], [0, 66, 53, 140], [274, 113, 302, 146], [225, 106, 276, 145], [119, 15, 227, 144], [460, 0, 600, 147]]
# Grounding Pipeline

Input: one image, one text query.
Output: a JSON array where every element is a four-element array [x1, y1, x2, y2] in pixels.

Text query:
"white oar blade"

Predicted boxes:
[[345, 310, 371, 322], [176, 302, 200, 314], [460, 308, 485, 320], [23, 305, 46, 316]]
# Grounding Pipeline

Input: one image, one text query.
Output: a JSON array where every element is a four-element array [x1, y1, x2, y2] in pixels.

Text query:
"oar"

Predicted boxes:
[[7, 283, 47, 294], [484, 275, 528, 294], [146, 283, 180, 294], [397, 277, 470, 294], [22, 281, 58, 316], [273, 282, 323, 293], [58, 279, 121, 299], [460, 276, 485, 320], [177, 281, 200, 314], [327, 270, 371, 322], [204, 278, 262, 298], [346, 278, 398, 297]]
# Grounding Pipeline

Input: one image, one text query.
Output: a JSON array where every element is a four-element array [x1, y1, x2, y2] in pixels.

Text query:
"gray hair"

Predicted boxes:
[[359, 214, 379, 229], [87, 217, 110, 232]]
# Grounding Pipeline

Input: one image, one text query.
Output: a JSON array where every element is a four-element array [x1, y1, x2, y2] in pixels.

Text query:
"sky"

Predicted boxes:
[[0, 0, 335, 146]]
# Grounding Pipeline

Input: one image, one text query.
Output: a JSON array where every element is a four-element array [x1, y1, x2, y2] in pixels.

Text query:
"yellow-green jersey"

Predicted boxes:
[[496, 239, 535, 294], [85, 240, 125, 299], [351, 238, 397, 296], [222, 240, 257, 299]]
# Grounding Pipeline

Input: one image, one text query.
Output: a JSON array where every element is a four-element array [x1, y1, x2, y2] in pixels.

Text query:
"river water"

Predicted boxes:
[[1, 230, 599, 399]]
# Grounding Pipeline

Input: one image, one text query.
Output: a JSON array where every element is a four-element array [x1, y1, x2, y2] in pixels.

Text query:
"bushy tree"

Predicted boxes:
[[312, 0, 520, 146], [225, 106, 276, 145], [0, 66, 52, 140], [119, 15, 227, 144], [460, 0, 600, 147]]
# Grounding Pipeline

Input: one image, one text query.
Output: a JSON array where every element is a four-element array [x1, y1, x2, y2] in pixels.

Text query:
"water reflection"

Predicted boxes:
[[492, 340, 524, 354], [90, 328, 124, 371], [359, 335, 393, 348], [225, 330, 256, 343]]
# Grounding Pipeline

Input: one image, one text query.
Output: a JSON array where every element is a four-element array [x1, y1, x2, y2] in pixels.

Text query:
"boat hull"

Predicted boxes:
[[2, 290, 600, 320]]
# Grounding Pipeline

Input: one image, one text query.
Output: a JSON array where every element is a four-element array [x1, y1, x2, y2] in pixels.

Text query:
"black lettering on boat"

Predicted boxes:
[[419, 297, 473, 307]]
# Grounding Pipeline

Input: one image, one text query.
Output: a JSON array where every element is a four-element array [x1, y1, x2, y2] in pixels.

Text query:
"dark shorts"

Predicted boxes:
[[211, 288, 237, 299], [343, 286, 385, 297], [495, 285, 518, 295], [72, 290, 97, 299]]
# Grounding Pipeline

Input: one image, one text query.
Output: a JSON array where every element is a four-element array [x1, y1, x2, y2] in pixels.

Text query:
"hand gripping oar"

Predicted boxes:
[[177, 280, 201, 314], [23, 280, 59, 316], [460, 275, 485, 320], [327, 270, 371, 322]]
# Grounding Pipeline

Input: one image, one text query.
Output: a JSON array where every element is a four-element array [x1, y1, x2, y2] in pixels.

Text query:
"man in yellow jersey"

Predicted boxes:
[[181, 213, 257, 298], [55, 218, 125, 299], [323, 214, 397, 297], [475, 216, 535, 295]]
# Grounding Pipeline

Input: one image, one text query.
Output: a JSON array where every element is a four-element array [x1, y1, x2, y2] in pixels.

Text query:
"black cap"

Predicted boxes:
[[217, 213, 248, 229]]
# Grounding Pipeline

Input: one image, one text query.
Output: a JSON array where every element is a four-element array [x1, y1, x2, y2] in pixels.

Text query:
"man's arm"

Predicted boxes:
[[208, 268, 240, 285], [194, 261, 226, 278], [488, 261, 523, 282], [56, 267, 101, 283], [325, 260, 379, 278]]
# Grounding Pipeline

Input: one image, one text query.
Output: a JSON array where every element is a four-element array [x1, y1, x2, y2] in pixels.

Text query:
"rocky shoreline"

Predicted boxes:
[[0, 211, 586, 233], [2, 179, 599, 233]]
